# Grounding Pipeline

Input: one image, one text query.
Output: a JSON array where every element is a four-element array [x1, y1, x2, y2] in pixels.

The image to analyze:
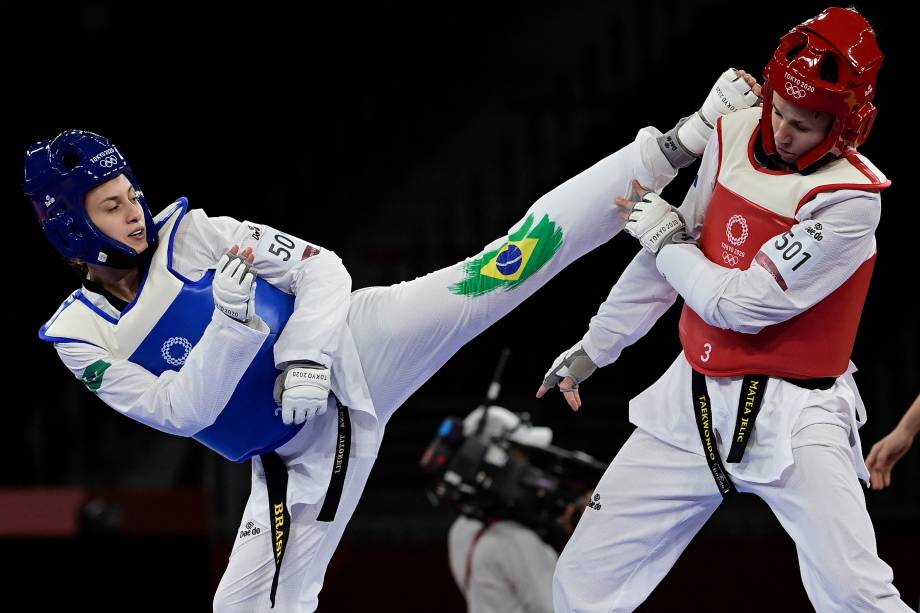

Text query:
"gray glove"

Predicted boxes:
[[542, 344, 597, 391], [657, 115, 698, 169]]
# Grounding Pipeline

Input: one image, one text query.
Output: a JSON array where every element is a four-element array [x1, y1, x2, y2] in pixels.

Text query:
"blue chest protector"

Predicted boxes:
[[131, 273, 304, 462]]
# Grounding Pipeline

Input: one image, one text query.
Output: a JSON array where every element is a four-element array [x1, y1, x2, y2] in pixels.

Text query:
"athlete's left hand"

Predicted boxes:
[[273, 362, 331, 425]]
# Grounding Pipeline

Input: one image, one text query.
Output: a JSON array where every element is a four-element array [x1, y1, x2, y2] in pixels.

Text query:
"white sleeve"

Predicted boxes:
[[655, 189, 880, 334], [581, 250, 678, 367], [236, 220, 352, 368], [272, 249, 352, 369], [578, 126, 721, 367], [177, 209, 331, 292], [54, 309, 269, 436], [177, 209, 352, 368]]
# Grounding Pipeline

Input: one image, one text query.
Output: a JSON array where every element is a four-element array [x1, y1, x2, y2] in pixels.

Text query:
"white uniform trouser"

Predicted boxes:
[[553, 425, 911, 613], [213, 136, 673, 612]]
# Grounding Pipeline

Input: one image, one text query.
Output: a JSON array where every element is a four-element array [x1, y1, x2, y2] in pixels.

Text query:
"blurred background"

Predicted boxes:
[[3, 1, 916, 610]]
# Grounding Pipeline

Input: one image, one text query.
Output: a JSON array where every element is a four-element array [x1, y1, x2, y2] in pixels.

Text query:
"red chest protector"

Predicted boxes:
[[679, 108, 889, 379]]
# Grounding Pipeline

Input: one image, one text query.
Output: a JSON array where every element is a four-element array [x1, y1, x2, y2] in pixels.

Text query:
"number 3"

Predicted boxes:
[[700, 343, 712, 363]]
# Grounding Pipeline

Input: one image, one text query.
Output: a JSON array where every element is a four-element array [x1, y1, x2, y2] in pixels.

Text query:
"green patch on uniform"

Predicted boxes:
[[450, 214, 563, 297], [81, 360, 112, 393]]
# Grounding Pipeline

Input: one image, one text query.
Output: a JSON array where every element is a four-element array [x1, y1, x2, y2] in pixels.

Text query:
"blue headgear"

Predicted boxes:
[[23, 129, 158, 268]]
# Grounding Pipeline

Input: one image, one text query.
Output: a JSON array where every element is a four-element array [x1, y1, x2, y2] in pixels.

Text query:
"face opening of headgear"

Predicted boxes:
[[23, 129, 158, 269], [760, 6, 883, 173]]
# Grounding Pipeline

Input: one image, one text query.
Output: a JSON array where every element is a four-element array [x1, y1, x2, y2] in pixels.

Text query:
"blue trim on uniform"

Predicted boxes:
[[39, 291, 108, 349], [37, 334, 105, 348], [164, 198, 197, 285], [155, 199, 185, 233], [38, 290, 81, 338], [75, 291, 120, 324]]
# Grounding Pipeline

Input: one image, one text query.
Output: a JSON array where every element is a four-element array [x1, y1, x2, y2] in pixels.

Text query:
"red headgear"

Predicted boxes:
[[761, 7, 883, 171]]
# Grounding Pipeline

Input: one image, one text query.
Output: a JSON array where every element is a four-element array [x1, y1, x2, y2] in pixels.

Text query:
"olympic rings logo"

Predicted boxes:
[[785, 82, 807, 100], [722, 252, 739, 266], [725, 214, 749, 246], [98, 155, 119, 168], [162, 336, 193, 366]]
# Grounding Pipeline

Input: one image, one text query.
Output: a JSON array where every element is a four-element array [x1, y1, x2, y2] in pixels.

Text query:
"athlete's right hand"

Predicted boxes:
[[212, 245, 257, 324], [535, 343, 597, 412], [677, 67, 762, 156]]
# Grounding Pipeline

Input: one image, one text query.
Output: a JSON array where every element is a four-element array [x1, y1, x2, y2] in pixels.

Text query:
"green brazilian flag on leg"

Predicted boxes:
[[449, 214, 563, 297]]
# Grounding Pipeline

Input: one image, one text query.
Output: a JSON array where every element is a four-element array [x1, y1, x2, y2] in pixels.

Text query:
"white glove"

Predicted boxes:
[[273, 363, 331, 425], [541, 343, 597, 391], [212, 250, 257, 323], [677, 67, 762, 156], [624, 191, 691, 254]]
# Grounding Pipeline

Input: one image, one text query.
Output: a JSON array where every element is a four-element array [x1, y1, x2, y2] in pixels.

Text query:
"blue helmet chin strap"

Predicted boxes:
[[24, 129, 158, 268]]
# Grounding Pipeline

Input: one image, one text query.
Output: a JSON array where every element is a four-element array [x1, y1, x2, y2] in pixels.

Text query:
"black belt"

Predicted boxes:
[[726, 374, 768, 463], [691, 371, 769, 497], [691, 371, 835, 496], [317, 399, 351, 522], [781, 376, 835, 390], [691, 371, 736, 497], [260, 451, 291, 609], [260, 397, 352, 608]]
